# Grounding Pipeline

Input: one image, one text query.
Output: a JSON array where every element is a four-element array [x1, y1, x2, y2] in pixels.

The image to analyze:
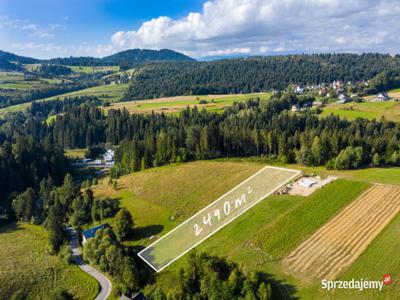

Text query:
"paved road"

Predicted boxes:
[[67, 227, 112, 300]]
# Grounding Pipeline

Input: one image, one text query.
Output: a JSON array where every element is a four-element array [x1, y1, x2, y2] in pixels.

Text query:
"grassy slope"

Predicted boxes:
[[0, 86, 266, 117], [92, 160, 400, 299], [104, 93, 271, 115], [0, 223, 99, 300], [320, 101, 400, 121], [92, 161, 264, 246], [43, 83, 129, 102]]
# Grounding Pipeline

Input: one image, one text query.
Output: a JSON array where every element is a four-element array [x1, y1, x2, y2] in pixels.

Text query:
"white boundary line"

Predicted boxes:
[[138, 165, 302, 272]]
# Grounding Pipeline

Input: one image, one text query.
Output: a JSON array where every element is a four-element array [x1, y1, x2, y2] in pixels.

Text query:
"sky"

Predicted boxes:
[[0, 0, 399, 59]]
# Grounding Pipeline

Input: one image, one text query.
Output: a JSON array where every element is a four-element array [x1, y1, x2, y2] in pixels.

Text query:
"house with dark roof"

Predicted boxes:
[[82, 223, 109, 244]]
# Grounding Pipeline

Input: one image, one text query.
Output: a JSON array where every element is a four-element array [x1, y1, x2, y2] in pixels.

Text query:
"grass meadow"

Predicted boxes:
[[320, 100, 400, 122], [104, 92, 271, 115], [92, 160, 400, 298], [0, 223, 99, 299]]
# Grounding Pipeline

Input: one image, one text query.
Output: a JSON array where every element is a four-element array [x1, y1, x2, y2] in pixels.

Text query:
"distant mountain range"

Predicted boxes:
[[0, 48, 195, 71]]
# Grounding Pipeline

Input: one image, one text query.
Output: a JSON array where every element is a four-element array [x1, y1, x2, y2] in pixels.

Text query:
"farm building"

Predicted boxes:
[[374, 92, 390, 102], [82, 224, 109, 244], [298, 178, 317, 188]]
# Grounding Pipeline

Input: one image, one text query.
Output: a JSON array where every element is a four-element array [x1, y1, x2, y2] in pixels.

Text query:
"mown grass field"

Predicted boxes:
[[320, 100, 400, 121], [43, 83, 130, 102], [0, 223, 99, 300], [92, 161, 264, 246], [0, 91, 270, 118], [68, 65, 120, 73], [92, 160, 400, 299], [104, 92, 271, 115]]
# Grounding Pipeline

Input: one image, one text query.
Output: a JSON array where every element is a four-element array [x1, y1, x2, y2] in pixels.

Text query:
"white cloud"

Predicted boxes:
[[21, 23, 59, 39], [109, 0, 400, 58], [0, 16, 60, 39]]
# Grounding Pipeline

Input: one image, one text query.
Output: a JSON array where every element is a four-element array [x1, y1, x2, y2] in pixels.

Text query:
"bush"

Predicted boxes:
[[114, 209, 134, 241], [91, 198, 120, 221], [59, 244, 73, 264]]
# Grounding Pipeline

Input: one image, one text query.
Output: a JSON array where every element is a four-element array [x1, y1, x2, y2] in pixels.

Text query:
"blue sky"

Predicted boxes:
[[1, 0, 399, 59]]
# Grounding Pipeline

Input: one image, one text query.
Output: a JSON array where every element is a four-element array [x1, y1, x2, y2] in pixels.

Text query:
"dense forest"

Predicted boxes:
[[0, 58, 23, 71], [123, 53, 400, 99]]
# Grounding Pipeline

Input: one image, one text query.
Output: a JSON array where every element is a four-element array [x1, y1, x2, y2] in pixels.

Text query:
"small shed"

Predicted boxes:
[[299, 178, 317, 188]]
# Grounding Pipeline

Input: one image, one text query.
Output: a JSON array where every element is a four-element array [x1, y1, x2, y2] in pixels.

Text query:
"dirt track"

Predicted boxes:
[[283, 184, 400, 280]]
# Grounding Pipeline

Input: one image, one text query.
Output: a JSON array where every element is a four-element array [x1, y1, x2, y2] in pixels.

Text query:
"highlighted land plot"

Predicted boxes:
[[138, 166, 301, 272]]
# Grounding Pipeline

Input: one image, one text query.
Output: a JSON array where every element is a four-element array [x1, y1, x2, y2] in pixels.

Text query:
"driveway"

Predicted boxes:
[[67, 227, 112, 300]]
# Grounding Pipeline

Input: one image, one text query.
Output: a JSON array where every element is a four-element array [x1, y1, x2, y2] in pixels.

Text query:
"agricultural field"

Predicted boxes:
[[92, 160, 400, 298], [43, 83, 129, 102], [103, 92, 271, 115], [0, 223, 99, 299], [284, 184, 400, 280], [94, 161, 400, 299]]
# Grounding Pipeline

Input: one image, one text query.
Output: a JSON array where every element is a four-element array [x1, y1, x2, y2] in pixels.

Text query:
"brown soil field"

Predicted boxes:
[[283, 184, 400, 280]]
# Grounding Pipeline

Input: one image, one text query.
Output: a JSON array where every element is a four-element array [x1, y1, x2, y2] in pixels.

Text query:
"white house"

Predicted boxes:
[[294, 85, 304, 94], [103, 149, 115, 162]]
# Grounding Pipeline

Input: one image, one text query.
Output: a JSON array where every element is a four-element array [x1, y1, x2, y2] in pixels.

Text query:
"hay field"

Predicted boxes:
[[284, 184, 400, 280]]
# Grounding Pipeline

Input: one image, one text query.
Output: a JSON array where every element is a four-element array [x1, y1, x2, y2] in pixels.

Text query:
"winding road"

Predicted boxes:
[[67, 227, 112, 300]]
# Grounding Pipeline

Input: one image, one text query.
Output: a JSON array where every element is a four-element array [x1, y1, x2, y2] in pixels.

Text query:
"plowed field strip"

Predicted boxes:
[[283, 185, 400, 280]]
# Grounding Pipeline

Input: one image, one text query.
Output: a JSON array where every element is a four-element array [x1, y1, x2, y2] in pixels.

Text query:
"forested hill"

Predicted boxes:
[[47, 49, 195, 66], [102, 48, 195, 64], [0, 58, 23, 71], [124, 53, 400, 99], [0, 48, 194, 68], [0, 50, 40, 64]]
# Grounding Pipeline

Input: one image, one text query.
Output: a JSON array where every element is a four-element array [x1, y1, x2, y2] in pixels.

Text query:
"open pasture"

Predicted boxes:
[[320, 100, 400, 121]]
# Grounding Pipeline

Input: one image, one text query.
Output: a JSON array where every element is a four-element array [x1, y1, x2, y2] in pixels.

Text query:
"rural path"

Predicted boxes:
[[67, 227, 112, 300]]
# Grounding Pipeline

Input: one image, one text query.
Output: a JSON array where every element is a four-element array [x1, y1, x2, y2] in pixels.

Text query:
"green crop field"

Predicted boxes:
[[104, 93, 271, 115], [0, 223, 99, 299], [92, 160, 400, 298], [320, 101, 400, 121], [253, 179, 369, 257]]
